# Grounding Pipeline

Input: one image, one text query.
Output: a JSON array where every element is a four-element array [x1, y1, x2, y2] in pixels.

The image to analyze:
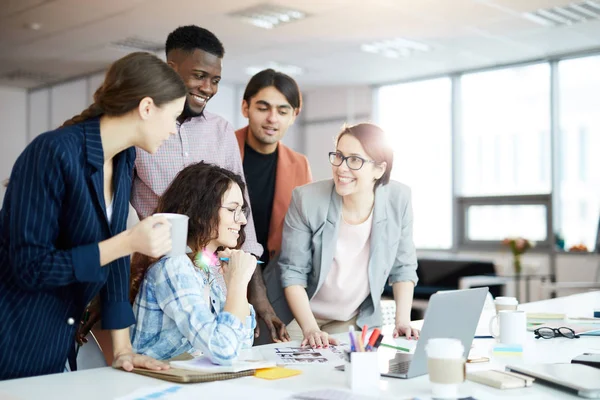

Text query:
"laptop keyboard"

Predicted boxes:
[[388, 360, 411, 374]]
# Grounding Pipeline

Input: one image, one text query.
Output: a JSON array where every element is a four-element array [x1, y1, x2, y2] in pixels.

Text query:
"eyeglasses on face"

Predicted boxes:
[[328, 152, 376, 171], [534, 326, 580, 339], [220, 205, 249, 223]]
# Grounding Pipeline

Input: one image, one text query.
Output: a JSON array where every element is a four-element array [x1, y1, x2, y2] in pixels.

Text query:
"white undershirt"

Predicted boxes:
[[106, 200, 114, 224]]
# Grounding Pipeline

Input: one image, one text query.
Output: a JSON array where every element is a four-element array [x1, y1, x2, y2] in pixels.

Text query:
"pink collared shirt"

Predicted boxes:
[[132, 111, 263, 257]]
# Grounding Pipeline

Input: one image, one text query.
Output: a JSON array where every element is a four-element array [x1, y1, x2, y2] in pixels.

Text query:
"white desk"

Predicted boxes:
[[1, 291, 599, 400]]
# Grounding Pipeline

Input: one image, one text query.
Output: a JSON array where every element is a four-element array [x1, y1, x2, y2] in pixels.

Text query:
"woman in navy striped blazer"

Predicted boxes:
[[0, 52, 187, 380]]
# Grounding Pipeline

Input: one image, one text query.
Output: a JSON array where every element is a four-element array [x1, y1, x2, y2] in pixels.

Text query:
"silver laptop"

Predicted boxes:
[[380, 287, 488, 379], [506, 363, 600, 398]]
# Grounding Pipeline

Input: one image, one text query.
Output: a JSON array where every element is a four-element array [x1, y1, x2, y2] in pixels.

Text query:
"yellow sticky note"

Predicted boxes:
[[254, 367, 302, 380], [527, 312, 565, 320]]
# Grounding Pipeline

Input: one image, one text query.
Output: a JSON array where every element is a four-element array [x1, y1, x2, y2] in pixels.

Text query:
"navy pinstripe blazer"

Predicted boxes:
[[0, 118, 136, 380]]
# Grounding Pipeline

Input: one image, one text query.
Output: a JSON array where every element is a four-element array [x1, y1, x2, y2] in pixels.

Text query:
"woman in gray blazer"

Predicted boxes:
[[278, 123, 419, 348]]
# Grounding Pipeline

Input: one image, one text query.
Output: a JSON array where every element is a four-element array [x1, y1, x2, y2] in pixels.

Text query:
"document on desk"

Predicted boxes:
[[271, 346, 346, 365], [171, 355, 275, 373], [116, 382, 291, 400]]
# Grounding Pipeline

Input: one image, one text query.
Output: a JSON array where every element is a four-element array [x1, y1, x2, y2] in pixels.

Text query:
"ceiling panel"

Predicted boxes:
[[481, 0, 574, 13], [0, 0, 50, 18], [1, 0, 600, 88]]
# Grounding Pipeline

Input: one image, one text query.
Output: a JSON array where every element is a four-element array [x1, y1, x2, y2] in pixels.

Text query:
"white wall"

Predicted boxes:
[[206, 83, 243, 129], [301, 86, 373, 181], [0, 87, 28, 204]]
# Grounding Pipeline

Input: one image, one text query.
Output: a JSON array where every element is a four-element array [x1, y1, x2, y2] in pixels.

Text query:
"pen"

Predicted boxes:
[[379, 342, 410, 352], [348, 326, 357, 352], [219, 257, 264, 264], [357, 335, 365, 352], [361, 324, 368, 344]]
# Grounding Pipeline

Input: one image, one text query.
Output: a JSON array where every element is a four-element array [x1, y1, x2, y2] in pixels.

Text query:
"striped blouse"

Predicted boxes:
[[0, 118, 135, 380]]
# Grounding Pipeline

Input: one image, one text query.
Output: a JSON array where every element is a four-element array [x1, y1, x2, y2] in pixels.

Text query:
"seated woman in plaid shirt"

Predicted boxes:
[[129, 162, 257, 365]]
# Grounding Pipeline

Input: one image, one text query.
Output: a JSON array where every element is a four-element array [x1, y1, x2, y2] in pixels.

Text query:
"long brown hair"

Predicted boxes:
[[130, 162, 248, 303], [61, 52, 186, 127]]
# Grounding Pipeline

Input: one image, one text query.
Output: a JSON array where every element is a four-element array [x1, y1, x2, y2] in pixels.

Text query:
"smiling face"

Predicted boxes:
[[137, 96, 185, 154], [332, 134, 386, 198], [212, 182, 247, 249], [168, 49, 222, 117], [242, 86, 298, 154]]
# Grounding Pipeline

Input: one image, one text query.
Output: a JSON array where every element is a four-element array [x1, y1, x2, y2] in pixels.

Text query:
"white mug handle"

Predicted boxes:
[[489, 315, 499, 339]]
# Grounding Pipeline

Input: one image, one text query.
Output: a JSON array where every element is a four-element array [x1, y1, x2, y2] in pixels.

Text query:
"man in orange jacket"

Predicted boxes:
[[235, 69, 312, 344]]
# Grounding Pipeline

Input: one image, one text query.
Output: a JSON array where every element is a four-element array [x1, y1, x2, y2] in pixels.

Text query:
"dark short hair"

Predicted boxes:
[[61, 52, 186, 127], [336, 123, 393, 188], [165, 25, 225, 58], [243, 69, 302, 110]]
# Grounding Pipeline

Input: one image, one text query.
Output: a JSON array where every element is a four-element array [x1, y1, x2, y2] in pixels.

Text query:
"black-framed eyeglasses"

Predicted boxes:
[[328, 152, 376, 171], [220, 205, 249, 223], [534, 326, 580, 339]]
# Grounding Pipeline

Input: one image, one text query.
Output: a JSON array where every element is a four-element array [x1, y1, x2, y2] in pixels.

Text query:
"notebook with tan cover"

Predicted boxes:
[[128, 367, 255, 383]]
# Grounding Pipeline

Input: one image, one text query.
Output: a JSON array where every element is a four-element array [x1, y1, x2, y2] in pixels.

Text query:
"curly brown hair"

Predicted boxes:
[[129, 162, 248, 303]]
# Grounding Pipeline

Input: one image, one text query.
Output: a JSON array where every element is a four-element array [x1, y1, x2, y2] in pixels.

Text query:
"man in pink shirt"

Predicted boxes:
[[132, 25, 279, 341]]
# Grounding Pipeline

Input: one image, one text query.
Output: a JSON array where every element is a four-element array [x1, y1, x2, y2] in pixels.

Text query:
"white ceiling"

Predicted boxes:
[[1, 0, 600, 89]]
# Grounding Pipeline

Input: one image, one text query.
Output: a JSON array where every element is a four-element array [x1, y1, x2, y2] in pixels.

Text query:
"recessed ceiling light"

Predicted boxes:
[[109, 37, 164, 53], [360, 38, 430, 59], [245, 62, 304, 76], [0, 69, 58, 83], [228, 3, 309, 29], [24, 22, 42, 30], [523, 1, 600, 27]]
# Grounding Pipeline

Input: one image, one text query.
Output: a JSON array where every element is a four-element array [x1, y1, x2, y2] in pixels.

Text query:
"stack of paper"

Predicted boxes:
[[171, 356, 275, 373]]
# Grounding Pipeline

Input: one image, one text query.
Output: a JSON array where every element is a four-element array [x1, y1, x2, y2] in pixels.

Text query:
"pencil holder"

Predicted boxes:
[[345, 352, 380, 394]]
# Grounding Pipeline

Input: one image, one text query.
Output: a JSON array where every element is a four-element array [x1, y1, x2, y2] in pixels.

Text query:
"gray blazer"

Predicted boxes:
[[263, 179, 418, 329]]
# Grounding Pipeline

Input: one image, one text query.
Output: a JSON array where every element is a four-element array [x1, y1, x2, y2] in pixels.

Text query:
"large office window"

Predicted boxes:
[[459, 63, 551, 197], [558, 56, 600, 250], [457, 64, 552, 246], [377, 78, 452, 249]]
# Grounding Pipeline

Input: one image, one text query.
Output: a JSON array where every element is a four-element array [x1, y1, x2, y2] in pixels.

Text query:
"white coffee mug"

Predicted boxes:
[[489, 310, 526, 345], [153, 213, 189, 257], [425, 338, 465, 399]]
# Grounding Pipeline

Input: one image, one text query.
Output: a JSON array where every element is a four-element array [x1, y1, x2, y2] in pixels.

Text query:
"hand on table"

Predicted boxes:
[[301, 329, 339, 348], [393, 321, 420, 340], [112, 350, 169, 372]]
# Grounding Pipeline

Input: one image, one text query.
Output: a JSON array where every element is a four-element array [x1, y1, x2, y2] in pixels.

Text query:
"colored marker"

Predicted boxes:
[[219, 257, 264, 264], [348, 326, 357, 352], [365, 328, 381, 351], [372, 335, 384, 350], [379, 342, 410, 352], [361, 325, 368, 344]]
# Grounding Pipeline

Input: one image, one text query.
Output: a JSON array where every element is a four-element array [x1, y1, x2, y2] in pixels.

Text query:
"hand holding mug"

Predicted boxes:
[[128, 215, 172, 258]]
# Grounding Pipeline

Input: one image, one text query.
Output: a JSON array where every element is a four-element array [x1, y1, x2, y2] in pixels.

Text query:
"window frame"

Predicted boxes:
[[455, 194, 553, 251]]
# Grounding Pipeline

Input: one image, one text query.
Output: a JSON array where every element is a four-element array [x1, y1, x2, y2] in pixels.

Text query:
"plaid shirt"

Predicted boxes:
[[131, 111, 263, 256], [130, 255, 256, 365]]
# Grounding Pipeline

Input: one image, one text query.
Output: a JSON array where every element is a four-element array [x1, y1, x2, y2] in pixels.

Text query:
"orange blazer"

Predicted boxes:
[[235, 126, 312, 259]]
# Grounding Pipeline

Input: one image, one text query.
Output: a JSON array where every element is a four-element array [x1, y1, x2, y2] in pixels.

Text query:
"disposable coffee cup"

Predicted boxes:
[[153, 213, 189, 257], [425, 338, 465, 399], [494, 297, 518, 313]]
